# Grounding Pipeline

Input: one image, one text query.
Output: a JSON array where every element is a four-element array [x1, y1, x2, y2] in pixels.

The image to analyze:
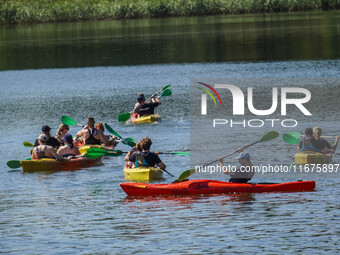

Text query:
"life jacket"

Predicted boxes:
[[301, 137, 321, 152], [134, 151, 149, 167], [85, 128, 101, 145]]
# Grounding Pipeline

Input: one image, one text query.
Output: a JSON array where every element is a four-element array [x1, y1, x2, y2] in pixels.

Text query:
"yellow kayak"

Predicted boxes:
[[294, 151, 332, 164], [21, 156, 103, 172], [130, 113, 161, 124], [123, 166, 163, 181], [79, 145, 111, 154]]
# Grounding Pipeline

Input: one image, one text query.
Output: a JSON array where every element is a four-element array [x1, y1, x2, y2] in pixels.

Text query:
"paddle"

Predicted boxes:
[[88, 147, 190, 156], [283, 133, 301, 144], [7, 160, 21, 169], [61, 115, 84, 127], [23, 141, 34, 147], [104, 123, 136, 147], [176, 131, 279, 182], [87, 148, 123, 157], [117, 85, 172, 122]]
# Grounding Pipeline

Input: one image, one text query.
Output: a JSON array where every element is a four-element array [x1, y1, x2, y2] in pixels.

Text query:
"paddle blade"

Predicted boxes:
[[161, 89, 172, 97], [171, 152, 190, 156], [7, 160, 21, 169], [61, 115, 77, 126], [283, 133, 300, 144], [83, 152, 104, 160], [288, 131, 302, 139], [118, 112, 131, 122], [104, 123, 121, 138], [177, 169, 196, 182], [87, 148, 123, 156], [23, 141, 34, 147], [161, 84, 172, 92], [259, 131, 279, 142], [122, 139, 136, 147]]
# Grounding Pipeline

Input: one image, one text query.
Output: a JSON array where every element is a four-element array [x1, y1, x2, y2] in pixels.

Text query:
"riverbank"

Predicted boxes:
[[1, 0, 339, 24]]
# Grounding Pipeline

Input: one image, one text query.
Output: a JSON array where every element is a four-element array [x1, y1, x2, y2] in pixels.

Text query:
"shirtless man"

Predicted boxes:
[[76, 117, 110, 146], [32, 134, 69, 161]]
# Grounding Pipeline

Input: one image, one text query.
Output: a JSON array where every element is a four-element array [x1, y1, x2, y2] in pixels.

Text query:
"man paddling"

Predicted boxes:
[[311, 127, 339, 156], [133, 94, 161, 117], [76, 117, 110, 146], [218, 150, 255, 183]]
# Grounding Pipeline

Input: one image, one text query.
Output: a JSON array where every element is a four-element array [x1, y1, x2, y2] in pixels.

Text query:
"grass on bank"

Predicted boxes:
[[0, 0, 340, 24]]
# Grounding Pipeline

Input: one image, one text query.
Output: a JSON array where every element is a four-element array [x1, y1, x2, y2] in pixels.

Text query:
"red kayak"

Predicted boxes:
[[120, 179, 315, 196]]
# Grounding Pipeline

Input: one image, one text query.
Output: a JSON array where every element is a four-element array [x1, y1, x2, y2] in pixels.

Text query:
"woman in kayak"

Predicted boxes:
[[96, 122, 119, 148], [124, 141, 142, 168], [298, 127, 321, 152], [55, 124, 70, 145], [32, 134, 69, 161], [126, 137, 166, 170], [57, 133, 81, 157], [218, 150, 255, 183]]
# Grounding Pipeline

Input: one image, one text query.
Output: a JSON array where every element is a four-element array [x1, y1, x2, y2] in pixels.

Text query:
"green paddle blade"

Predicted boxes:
[[288, 131, 302, 138], [259, 131, 279, 142], [118, 112, 131, 122], [160, 152, 191, 156], [104, 123, 122, 138], [161, 89, 172, 97], [283, 133, 300, 144], [23, 141, 34, 147], [82, 152, 104, 160], [87, 148, 123, 156], [7, 160, 21, 169], [161, 84, 172, 92], [122, 139, 136, 147], [177, 169, 195, 182], [61, 115, 77, 126]]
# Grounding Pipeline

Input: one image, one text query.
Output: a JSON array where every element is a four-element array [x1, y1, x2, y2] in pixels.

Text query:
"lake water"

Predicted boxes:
[[1, 11, 340, 254]]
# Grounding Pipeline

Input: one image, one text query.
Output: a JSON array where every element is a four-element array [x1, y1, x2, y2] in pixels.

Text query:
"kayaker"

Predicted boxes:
[[131, 93, 145, 113], [128, 137, 166, 170], [218, 150, 255, 183], [311, 127, 339, 155], [76, 117, 110, 146], [55, 124, 70, 145], [34, 125, 61, 148], [133, 94, 161, 117], [96, 122, 119, 148], [124, 141, 142, 168], [57, 133, 81, 157], [32, 134, 69, 161], [298, 127, 321, 152]]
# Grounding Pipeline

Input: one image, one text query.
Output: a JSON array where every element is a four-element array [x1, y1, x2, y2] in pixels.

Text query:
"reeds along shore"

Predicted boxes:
[[0, 0, 340, 24]]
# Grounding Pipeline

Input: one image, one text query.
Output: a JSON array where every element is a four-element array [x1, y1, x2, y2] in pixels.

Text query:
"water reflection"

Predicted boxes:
[[1, 11, 340, 70]]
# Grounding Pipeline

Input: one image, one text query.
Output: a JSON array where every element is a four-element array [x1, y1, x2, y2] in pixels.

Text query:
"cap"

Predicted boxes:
[[42, 125, 51, 132], [235, 152, 250, 160], [62, 133, 73, 144], [38, 134, 48, 142], [137, 95, 145, 103]]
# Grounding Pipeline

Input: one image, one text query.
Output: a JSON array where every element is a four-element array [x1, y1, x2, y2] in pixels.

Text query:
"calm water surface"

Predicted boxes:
[[1, 11, 340, 255]]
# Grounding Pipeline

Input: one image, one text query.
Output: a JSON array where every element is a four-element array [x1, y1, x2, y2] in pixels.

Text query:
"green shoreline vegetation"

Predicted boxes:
[[0, 0, 340, 24]]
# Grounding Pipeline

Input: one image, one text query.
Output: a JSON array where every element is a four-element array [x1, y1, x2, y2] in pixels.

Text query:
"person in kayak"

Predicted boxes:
[[34, 125, 61, 148], [55, 124, 70, 145], [57, 133, 81, 157], [133, 94, 161, 117], [96, 122, 119, 148], [298, 127, 321, 152], [124, 141, 142, 168], [127, 137, 166, 170], [218, 150, 255, 183], [311, 127, 339, 155], [32, 134, 69, 161], [131, 93, 145, 113], [76, 117, 110, 146]]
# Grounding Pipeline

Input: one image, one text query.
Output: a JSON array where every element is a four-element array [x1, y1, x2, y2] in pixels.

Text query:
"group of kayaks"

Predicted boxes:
[[11, 84, 338, 197]]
